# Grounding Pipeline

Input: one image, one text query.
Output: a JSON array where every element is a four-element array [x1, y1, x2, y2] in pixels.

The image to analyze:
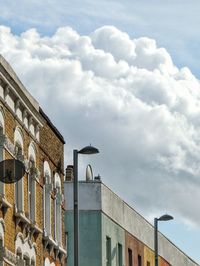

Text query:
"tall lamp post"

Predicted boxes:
[[154, 214, 173, 266], [73, 145, 99, 266]]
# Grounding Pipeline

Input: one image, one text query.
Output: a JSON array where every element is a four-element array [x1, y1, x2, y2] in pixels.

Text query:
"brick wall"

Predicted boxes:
[[0, 88, 66, 265]]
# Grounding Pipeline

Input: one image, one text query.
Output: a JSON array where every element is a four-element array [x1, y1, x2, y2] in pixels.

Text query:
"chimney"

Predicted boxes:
[[65, 165, 74, 181]]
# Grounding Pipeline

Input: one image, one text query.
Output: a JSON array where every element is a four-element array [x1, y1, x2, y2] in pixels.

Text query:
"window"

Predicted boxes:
[[147, 261, 150, 266], [138, 255, 142, 266], [54, 173, 62, 245], [28, 143, 37, 222], [28, 157, 36, 221], [128, 248, 132, 266], [24, 255, 30, 266], [118, 243, 122, 266], [106, 236, 111, 266], [16, 248, 23, 265], [43, 161, 51, 236], [14, 128, 24, 213]]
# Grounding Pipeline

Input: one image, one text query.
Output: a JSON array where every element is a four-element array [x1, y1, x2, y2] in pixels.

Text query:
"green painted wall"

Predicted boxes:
[[101, 213, 125, 266], [65, 210, 102, 266], [65, 211, 125, 266]]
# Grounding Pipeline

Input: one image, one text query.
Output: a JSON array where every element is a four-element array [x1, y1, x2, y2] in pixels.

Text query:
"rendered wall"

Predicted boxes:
[[65, 210, 102, 266], [102, 212, 125, 266], [125, 231, 144, 266], [144, 245, 155, 266]]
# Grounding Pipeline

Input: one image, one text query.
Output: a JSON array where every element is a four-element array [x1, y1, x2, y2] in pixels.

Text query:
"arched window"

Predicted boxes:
[[16, 247, 23, 263], [28, 142, 37, 222], [54, 173, 62, 246], [0, 109, 5, 197], [14, 127, 24, 213], [43, 161, 52, 236]]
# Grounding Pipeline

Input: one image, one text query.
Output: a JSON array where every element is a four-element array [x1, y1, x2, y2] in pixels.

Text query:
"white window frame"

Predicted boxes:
[[14, 128, 24, 213], [43, 161, 51, 237], [54, 173, 62, 246], [28, 142, 37, 222]]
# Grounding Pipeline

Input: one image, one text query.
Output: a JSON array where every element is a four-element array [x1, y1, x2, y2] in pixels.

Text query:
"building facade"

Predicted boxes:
[[0, 55, 66, 265], [64, 178, 199, 266]]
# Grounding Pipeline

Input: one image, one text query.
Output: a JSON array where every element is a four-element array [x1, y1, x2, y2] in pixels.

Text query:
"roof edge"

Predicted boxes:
[[39, 107, 65, 144], [0, 54, 39, 111]]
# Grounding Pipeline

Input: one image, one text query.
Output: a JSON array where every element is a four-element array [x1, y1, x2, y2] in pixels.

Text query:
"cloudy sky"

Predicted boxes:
[[0, 0, 200, 263]]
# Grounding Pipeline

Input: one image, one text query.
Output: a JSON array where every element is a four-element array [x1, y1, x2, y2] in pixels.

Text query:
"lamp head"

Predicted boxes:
[[78, 145, 99, 155], [158, 214, 173, 221]]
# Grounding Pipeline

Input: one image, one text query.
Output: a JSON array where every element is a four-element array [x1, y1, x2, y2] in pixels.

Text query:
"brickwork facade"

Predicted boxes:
[[0, 55, 66, 265]]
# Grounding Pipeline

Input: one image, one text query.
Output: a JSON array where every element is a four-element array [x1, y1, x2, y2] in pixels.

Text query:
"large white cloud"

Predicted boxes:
[[1, 25, 200, 226]]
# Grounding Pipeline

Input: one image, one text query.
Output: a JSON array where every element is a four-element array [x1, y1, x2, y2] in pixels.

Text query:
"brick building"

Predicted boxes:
[[0, 55, 66, 265]]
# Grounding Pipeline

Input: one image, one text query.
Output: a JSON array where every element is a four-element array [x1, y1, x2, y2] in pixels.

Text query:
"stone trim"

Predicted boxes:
[[0, 97, 41, 146], [0, 63, 44, 126]]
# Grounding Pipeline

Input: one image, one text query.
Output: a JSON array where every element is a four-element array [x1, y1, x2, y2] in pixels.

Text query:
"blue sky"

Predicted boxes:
[[0, 0, 200, 263]]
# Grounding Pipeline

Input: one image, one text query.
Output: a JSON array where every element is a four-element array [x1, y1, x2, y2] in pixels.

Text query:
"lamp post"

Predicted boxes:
[[154, 214, 173, 266], [73, 145, 99, 266]]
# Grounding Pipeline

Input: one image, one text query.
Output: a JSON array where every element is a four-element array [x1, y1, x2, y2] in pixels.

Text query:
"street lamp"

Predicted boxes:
[[154, 214, 173, 266], [73, 145, 99, 266]]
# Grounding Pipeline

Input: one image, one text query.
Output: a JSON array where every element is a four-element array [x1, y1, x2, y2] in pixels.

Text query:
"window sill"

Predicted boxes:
[[55, 245, 67, 261], [30, 221, 43, 235], [14, 209, 31, 227], [43, 233, 66, 260], [43, 233, 57, 250], [57, 245, 67, 255]]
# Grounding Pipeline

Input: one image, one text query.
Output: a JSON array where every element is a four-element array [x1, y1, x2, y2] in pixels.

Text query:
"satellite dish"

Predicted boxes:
[[0, 159, 25, 184], [86, 164, 93, 181]]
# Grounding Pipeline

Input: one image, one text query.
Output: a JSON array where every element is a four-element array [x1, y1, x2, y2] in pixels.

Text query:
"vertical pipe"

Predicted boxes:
[[154, 218, 158, 266], [73, 150, 78, 266]]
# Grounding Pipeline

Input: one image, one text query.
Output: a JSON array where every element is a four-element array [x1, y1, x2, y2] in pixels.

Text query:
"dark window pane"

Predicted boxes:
[[138, 255, 142, 266], [106, 236, 111, 266], [128, 248, 132, 266]]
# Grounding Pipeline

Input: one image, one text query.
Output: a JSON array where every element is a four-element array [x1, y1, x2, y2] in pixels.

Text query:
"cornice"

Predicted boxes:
[[0, 55, 39, 110], [0, 55, 45, 127], [0, 72, 44, 127]]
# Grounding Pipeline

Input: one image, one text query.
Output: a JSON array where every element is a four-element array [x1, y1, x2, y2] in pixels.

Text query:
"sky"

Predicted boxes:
[[0, 0, 200, 263]]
